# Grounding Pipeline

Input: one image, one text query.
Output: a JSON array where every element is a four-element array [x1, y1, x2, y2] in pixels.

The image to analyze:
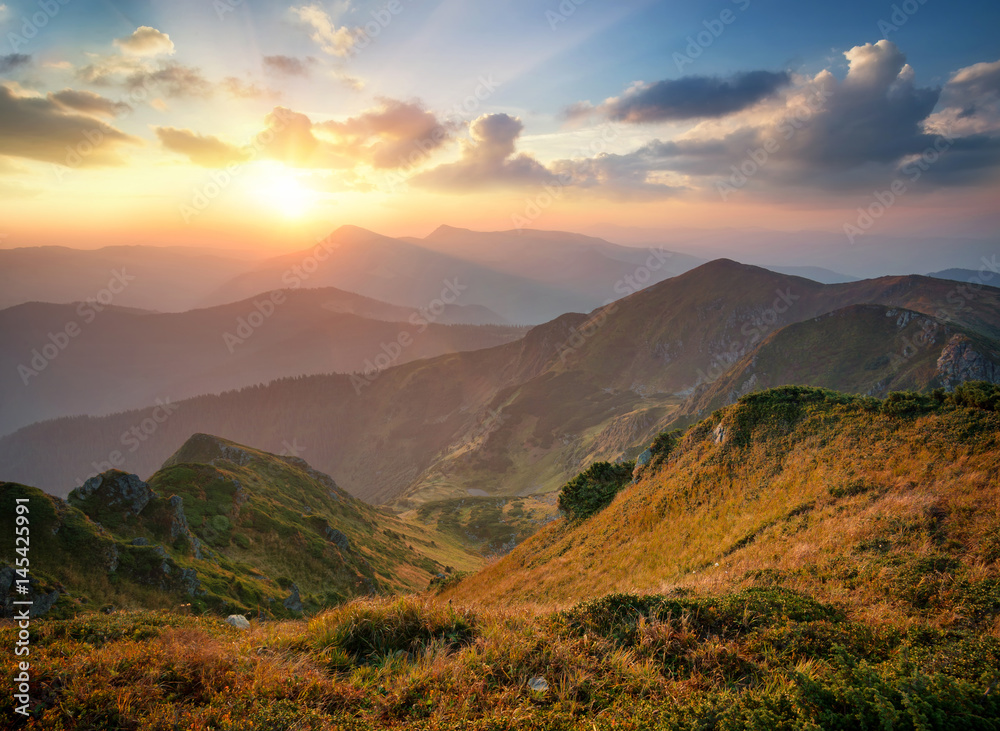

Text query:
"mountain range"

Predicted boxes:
[[0, 287, 525, 436], [4, 257, 998, 506]]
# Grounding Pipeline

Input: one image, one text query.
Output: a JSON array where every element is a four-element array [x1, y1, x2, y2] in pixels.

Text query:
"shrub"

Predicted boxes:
[[307, 597, 476, 664], [557, 461, 635, 521]]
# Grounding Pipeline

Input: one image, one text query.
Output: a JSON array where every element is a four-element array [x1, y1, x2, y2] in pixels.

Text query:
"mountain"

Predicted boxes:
[[927, 267, 998, 285], [443, 383, 1000, 610], [408, 225, 703, 294], [0, 245, 262, 312], [583, 223, 1000, 280], [203, 225, 700, 325], [676, 304, 1000, 421], [0, 434, 480, 618], [0, 287, 525, 436], [762, 264, 857, 283], [2, 260, 999, 502]]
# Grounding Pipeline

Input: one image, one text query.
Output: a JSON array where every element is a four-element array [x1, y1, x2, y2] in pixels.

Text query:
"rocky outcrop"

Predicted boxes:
[[68, 471, 158, 516], [168, 495, 205, 560], [936, 335, 1000, 391], [632, 448, 653, 482]]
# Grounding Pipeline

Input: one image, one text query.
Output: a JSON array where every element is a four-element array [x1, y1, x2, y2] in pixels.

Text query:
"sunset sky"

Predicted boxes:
[[1, 0, 999, 250]]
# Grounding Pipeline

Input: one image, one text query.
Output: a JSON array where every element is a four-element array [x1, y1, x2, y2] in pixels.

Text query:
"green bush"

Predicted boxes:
[[557, 461, 635, 521], [307, 597, 476, 664]]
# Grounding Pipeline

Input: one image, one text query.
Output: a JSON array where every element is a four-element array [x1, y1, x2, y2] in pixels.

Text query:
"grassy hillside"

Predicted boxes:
[[5, 385, 1000, 730], [445, 384, 1000, 619], [0, 435, 480, 619]]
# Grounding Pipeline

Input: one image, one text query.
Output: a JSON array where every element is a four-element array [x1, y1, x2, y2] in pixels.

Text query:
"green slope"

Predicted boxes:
[[1, 434, 481, 619]]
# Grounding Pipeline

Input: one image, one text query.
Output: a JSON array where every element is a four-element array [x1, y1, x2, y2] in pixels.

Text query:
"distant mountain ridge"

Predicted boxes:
[[202, 225, 701, 324], [3, 259, 998, 504], [0, 287, 525, 437]]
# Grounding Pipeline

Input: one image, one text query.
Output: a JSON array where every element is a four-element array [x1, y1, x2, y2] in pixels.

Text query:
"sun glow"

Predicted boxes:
[[252, 164, 312, 218]]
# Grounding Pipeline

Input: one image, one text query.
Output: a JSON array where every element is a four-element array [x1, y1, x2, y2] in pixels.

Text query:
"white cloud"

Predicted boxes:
[[114, 26, 175, 57], [291, 4, 357, 57]]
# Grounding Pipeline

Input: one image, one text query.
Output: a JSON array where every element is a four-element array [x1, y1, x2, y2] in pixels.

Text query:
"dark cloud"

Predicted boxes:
[[155, 127, 251, 167], [49, 89, 131, 117], [573, 70, 791, 123], [0, 85, 141, 166], [263, 55, 314, 76], [555, 41, 1000, 196], [413, 113, 555, 191], [0, 54, 30, 74]]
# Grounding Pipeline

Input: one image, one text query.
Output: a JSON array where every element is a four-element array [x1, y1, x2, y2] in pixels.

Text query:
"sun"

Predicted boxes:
[[251, 164, 311, 218]]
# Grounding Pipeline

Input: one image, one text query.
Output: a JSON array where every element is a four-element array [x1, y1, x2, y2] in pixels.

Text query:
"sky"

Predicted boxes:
[[0, 0, 999, 251]]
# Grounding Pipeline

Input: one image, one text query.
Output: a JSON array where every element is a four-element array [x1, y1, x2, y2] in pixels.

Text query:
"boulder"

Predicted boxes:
[[225, 614, 250, 630], [324, 527, 351, 552], [69, 471, 158, 516]]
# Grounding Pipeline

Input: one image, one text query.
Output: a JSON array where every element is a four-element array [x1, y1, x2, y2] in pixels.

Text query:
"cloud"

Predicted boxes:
[[263, 55, 314, 76], [927, 59, 1000, 137], [124, 62, 212, 98], [413, 113, 555, 191], [49, 89, 131, 117], [318, 98, 451, 168], [291, 4, 357, 57], [571, 71, 791, 123], [155, 127, 251, 167], [258, 106, 354, 168], [114, 27, 175, 57], [0, 54, 30, 74], [221, 76, 274, 99], [556, 40, 1000, 197], [0, 84, 141, 166], [0, 4, 8, 22]]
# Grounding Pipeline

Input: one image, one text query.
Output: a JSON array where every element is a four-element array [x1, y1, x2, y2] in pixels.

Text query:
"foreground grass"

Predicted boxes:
[[3, 588, 1000, 730]]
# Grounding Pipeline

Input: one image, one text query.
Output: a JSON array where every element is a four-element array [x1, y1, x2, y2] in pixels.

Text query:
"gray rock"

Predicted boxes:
[[324, 527, 351, 552], [69, 471, 158, 516], [105, 543, 120, 573], [168, 496, 205, 560], [131, 537, 149, 546], [226, 614, 250, 630], [180, 568, 201, 597], [31, 590, 59, 618], [528, 676, 549, 693], [0, 565, 60, 618], [283, 583, 304, 612], [936, 334, 1000, 391]]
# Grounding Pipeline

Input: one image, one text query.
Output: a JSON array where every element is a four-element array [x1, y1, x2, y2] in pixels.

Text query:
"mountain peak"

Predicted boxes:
[[162, 433, 262, 470]]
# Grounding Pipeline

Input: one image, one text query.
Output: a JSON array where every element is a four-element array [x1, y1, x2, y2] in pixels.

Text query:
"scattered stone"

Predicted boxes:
[[528, 676, 549, 693], [131, 537, 149, 546], [226, 614, 250, 630]]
